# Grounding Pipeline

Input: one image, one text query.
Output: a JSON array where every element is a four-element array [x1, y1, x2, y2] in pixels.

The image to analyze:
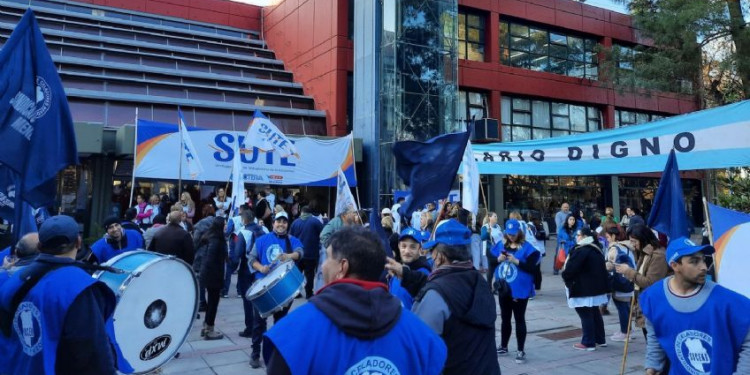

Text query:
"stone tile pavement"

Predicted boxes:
[[158, 240, 647, 375]]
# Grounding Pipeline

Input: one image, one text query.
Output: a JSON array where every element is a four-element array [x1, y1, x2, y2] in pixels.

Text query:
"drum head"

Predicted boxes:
[[248, 261, 293, 297], [113, 257, 197, 373]]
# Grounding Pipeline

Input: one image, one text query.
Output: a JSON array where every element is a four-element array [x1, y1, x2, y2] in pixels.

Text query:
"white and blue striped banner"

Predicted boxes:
[[474, 100, 750, 175]]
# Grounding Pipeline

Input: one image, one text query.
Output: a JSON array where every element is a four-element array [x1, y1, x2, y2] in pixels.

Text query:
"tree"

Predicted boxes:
[[716, 167, 750, 212], [609, 0, 750, 105]]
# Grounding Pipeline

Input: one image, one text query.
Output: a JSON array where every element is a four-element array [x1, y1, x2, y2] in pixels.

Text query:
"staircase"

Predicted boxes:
[[0, 0, 327, 135]]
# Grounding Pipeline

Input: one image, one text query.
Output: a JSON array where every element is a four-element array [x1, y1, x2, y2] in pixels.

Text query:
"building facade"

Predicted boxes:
[[0, 0, 704, 234]]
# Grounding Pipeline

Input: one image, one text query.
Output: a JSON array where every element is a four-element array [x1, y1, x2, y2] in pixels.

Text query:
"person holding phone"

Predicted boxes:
[[491, 219, 541, 364]]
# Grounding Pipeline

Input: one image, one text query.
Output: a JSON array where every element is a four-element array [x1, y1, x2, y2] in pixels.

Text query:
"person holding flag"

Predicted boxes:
[[640, 238, 750, 375]]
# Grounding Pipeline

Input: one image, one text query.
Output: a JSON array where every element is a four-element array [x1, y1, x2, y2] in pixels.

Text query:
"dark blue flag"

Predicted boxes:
[[393, 131, 470, 218], [706, 202, 750, 244], [0, 164, 40, 240], [369, 208, 393, 257], [0, 9, 78, 207], [647, 149, 690, 239]]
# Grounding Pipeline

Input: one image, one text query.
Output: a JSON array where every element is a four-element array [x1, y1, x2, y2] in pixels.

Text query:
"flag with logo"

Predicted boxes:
[[0, 164, 39, 239], [706, 202, 750, 298], [229, 141, 244, 217], [0, 9, 78, 208], [335, 168, 357, 218], [244, 110, 299, 158], [178, 108, 204, 180], [646, 149, 690, 239], [462, 139, 480, 217]]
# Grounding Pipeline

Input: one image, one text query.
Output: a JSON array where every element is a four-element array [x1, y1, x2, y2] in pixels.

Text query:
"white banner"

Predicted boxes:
[[335, 168, 357, 217], [135, 119, 356, 186]]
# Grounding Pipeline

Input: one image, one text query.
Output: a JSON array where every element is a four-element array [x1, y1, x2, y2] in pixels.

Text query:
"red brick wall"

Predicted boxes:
[[77, 0, 261, 31], [263, 0, 351, 136]]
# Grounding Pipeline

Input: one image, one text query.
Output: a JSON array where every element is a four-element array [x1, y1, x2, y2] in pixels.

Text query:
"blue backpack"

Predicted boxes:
[[609, 244, 635, 293]]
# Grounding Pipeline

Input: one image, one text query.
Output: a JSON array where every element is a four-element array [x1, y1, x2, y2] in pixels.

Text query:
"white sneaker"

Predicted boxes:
[[610, 332, 627, 342]]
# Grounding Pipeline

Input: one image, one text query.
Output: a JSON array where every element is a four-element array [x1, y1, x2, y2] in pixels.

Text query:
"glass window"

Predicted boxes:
[[615, 109, 670, 127], [502, 95, 602, 141], [500, 20, 598, 80], [456, 10, 485, 61], [457, 90, 488, 123]]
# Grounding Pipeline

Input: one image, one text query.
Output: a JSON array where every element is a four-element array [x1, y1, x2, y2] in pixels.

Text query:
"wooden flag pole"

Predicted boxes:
[[129, 108, 138, 206], [619, 295, 637, 375]]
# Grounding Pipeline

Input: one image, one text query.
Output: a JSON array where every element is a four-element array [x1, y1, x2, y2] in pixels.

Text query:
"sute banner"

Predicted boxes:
[[134, 119, 356, 187], [473, 100, 750, 176]]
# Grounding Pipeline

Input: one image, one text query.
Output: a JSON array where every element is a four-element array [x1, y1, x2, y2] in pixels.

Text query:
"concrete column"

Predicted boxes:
[[489, 175, 504, 218], [610, 175, 620, 220]]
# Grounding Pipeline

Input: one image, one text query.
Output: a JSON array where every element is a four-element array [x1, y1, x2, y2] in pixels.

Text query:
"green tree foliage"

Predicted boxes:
[[608, 0, 750, 105], [717, 167, 750, 212]]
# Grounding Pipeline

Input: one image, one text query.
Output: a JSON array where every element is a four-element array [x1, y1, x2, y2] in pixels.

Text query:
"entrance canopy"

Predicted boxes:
[[473, 100, 750, 175]]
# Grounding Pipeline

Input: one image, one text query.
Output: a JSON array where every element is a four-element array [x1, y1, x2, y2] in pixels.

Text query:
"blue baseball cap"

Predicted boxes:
[[666, 237, 714, 264], [505, 219, 521, 236], [39, 215, 79, 253], [399, 227, 424, 243], [423, 219, 471, 250]]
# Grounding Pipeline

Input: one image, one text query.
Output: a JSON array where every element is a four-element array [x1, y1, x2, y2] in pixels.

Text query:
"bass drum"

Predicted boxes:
[[94, 250, 198, 374]]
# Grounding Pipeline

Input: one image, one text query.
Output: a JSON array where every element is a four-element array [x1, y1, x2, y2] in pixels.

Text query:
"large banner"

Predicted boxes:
[[473, 100, 750, 175], [135, 119, 356, 187]]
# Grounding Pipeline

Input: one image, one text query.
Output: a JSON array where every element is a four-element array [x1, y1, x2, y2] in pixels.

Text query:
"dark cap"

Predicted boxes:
[[38, 215, 79, 253], [102, 216, 120, 229]]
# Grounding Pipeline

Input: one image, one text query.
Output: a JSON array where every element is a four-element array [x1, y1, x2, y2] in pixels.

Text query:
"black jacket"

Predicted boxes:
[[561, 242, 609, 298], [148, 223, 194, 264], [416, 266, 500, 375], [198, 236, 227, 289]]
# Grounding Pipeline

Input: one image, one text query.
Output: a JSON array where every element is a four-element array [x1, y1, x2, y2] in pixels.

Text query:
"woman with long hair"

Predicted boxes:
[[197, 216, 227, 340], [180, 192, 196, 223], [614, 224, 669, 339], [555, 214, 578, 274], [562, 227, 609, 350], [481, 211, 503, 284], [491, 219, 540, 364], [603, 223, 635, 342]]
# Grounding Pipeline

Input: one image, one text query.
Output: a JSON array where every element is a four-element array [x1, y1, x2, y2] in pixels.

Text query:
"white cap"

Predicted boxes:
[[381, 208, 391, 215], [274, 211, 289, 221]]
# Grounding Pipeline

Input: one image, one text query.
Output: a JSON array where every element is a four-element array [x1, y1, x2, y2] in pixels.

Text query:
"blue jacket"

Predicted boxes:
[[91, 229, 144, 264], [253, 232, 303, 280], [557, 228, 576, 255], [0, 255, 117, 374], [289, 214, 323, 260], [265, 280, 446, 375], [491, 241, 539, 299]]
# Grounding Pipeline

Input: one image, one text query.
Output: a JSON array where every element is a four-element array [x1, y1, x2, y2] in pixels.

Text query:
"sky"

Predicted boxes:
[[584, 0, 629, 14]]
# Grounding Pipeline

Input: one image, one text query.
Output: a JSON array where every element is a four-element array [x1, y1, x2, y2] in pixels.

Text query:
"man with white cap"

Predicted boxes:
[[640, 237, 750, 375], [0, 215, 117, 374], [246, 211, 304, 369]]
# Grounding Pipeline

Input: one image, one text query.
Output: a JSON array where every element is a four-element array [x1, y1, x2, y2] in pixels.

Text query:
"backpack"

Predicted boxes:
[[608, 244, 635, 293]]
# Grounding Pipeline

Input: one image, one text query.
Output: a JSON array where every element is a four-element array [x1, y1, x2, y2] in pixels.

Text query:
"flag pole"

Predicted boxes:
[[178, 109, 183, 198], [129, 108, 138, 207], [619, 295, 637, 375], [702, 197, 714, 245], [347, 134, 364, 213]]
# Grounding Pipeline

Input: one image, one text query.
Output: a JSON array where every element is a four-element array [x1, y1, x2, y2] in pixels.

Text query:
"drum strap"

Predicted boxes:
[[0, 262, 65, 337]]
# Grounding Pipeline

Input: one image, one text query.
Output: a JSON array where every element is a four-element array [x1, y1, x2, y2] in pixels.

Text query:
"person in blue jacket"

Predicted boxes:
[[641, 237, 750, 375], [491, 218, 540, 364], [90, 215, 143, 264], [263, 226, 447, 375], [247, 211, 303, 369], [0, 215, 117, 375], [555, 214, 578, 274], [388, 228, 431, 309]]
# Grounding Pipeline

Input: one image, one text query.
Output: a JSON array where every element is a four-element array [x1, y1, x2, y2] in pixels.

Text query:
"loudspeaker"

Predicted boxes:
[[471, 118, 499, 141]]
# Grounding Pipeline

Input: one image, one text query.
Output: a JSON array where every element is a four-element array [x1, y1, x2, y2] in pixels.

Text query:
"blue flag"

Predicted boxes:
[[707, 202, 750, 244], [0, 9, 78, 207], [393, 131, 471, 218], [0, 164, 40, 239], [647, 149, 690, 239]]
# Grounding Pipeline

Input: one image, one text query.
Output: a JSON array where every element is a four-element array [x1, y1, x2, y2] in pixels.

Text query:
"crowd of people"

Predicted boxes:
[[0, 191, 748, 375]]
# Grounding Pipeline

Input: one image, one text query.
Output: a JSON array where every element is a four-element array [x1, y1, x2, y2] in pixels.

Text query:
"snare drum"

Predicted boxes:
[[94, 250, 198, 374], [245, 261, 305, 318]]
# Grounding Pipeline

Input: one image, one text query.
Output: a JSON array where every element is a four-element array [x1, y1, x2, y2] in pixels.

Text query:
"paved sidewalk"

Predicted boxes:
[[160, 241, 647, 375]]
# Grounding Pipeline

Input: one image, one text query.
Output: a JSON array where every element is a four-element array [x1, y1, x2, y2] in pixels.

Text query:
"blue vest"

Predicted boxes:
[[492, 242, 538, 299], [91, 229, 143, 263], [253, 232, 302, 280], [0, 265, 112, 375], [641, 280, 750, 375], [265, 303, 446, 375], [389, 267, 430, 310]]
